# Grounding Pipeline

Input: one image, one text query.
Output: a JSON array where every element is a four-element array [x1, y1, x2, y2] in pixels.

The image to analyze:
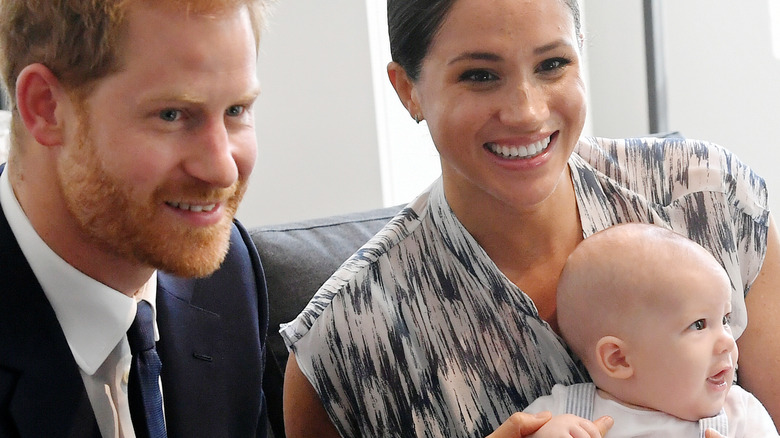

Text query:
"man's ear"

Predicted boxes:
[[15, 63, 68, 147], [387, 61, 421, 120], [595, 336, 633, 379]]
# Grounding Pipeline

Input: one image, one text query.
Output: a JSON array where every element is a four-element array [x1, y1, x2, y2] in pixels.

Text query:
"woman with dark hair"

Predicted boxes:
[[282, 0, 779, 437]]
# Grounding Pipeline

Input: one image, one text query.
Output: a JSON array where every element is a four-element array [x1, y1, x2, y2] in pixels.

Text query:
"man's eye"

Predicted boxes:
[[690, 320, 706, 330], [159, 109, 181, 122], [459, 70, 498, 83], [226, 105, 245, 117]]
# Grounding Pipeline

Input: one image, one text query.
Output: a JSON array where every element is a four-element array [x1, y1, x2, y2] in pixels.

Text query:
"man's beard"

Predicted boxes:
[[56, 117, 246, 278]]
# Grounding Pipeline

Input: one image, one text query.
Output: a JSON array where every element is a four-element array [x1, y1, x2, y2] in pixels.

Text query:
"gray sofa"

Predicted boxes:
[[249, 204, 403, 437]]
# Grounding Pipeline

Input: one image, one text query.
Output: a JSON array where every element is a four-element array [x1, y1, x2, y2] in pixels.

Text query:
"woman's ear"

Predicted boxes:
[[595, 336, 633, 380], [387, 61, 421, 121], [15, 63, 67, 147]]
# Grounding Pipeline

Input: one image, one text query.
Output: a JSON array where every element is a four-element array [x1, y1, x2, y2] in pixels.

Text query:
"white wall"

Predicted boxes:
[[581, 0, 649, 138], [241, 0, 780, 226], [238, 0, 386, 226], [664, 1, 780, 215], [584, 0, 780, 215], [240, 0, 440, 227], [365, 0, 442, 210]]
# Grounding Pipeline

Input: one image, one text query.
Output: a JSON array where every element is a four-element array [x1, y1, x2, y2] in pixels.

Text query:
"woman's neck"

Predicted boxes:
[[447, 169, 581, 266], [443, 169, 582, 329]]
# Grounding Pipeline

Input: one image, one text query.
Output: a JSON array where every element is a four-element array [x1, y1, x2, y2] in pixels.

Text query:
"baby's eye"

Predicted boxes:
[[722, 313, 732, 326], [159, 109, 182, 122], [690, 319, 706, 330], [459, 69, 498, 83]]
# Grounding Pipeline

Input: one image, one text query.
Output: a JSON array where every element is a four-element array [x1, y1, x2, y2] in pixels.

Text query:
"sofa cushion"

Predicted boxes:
[[250, 206, 402, 438], [249, 204, 403, 374]]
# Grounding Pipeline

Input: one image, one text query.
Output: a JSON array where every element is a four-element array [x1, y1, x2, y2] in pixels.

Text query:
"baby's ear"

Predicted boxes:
[[595, 336, 633, 379]]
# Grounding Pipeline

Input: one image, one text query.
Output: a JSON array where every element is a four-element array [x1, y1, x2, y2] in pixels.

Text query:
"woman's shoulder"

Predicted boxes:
[[574, 136, 767, 211], [576, 135, 736, 172], [279, 184, 435, 348]]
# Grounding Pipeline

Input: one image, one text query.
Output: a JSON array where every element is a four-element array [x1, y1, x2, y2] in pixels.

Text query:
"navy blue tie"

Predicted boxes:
[[127, 300, 167, 438]]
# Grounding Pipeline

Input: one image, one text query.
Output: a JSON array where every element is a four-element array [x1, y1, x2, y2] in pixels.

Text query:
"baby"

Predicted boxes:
[[524, 223, 777, 437]]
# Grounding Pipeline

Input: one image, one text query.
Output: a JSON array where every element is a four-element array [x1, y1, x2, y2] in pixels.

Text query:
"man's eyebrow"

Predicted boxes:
[[243, 85, 262, 102], [143, 93, 207, 105], [142, 87, 261, 105]]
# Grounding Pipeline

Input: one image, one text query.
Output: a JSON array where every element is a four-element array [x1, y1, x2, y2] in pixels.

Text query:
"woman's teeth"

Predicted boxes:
[[487, 136, 551, 159], [167, 201, 217, 212]]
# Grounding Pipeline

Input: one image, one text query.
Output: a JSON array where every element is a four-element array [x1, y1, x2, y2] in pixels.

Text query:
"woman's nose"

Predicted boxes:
[[498, 82, 549, 128]]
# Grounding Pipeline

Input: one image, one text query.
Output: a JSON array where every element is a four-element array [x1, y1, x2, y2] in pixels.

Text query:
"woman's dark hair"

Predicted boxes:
[[388, 0, 581, 82]]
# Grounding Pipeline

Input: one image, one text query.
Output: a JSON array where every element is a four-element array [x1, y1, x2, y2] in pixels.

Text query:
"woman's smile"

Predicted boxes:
[[485, 135, 552, 160]]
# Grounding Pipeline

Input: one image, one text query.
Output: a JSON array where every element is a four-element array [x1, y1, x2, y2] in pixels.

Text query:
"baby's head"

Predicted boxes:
[[557, 223, 737, 421]]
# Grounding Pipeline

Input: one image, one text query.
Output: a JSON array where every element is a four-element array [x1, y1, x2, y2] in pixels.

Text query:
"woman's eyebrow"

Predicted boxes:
[[534, 39, 574, 55], [447, 39, 574, 66], [448, 52, 502, 65]]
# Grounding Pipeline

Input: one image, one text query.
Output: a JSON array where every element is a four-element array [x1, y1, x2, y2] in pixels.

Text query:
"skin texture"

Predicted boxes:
[[11, 2, 260, 295]]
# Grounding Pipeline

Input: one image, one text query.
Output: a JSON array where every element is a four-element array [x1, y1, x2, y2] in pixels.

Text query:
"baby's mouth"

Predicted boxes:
[[707, 367, 732, 387]]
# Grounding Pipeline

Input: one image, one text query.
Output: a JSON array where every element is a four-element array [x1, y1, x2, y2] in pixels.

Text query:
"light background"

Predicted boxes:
[[241, 0, 780, 226]]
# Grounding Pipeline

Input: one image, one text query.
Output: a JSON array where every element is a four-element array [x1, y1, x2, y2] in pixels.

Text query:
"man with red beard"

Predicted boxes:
[[0, 1, 271, 437]]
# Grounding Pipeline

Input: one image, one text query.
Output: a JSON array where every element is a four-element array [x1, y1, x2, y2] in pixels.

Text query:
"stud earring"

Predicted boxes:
[[413, 114, 422, 124]]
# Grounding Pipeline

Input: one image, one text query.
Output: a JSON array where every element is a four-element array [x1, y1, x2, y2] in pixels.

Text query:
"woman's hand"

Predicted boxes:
[[487, 412, 613, 438]]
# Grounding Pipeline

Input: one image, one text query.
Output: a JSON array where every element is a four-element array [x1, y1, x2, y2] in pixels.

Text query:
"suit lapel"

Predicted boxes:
[[156, 274, 228, 437], [154, 223, 267, 437], [0, 206, 101, 437]]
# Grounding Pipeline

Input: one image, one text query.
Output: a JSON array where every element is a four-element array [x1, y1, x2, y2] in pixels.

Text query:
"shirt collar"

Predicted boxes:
[[0, 168, 158, 375]]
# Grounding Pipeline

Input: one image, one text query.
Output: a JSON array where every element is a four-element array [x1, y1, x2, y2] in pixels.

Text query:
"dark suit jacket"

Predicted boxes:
[[0, 200, 269, 437]]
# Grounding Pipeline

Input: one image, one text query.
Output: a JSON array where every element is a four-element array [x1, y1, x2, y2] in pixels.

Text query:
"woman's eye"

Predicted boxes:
[[226, 105, 245, 117], [460, 69, 498, 83], [690, 319, 706, 330], [159, 109, 181, 122], [537, 57, 570, 73]]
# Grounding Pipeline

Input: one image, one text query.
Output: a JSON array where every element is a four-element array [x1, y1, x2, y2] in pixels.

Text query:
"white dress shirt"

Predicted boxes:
[[0, 168, 160, 438]]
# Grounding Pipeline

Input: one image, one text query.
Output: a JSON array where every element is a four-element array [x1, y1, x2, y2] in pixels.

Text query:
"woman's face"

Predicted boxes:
[[407, 0, 586, 213]]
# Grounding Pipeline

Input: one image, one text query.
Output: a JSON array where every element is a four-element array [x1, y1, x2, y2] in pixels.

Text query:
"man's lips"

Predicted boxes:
[[165, 201, 218, 212]]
